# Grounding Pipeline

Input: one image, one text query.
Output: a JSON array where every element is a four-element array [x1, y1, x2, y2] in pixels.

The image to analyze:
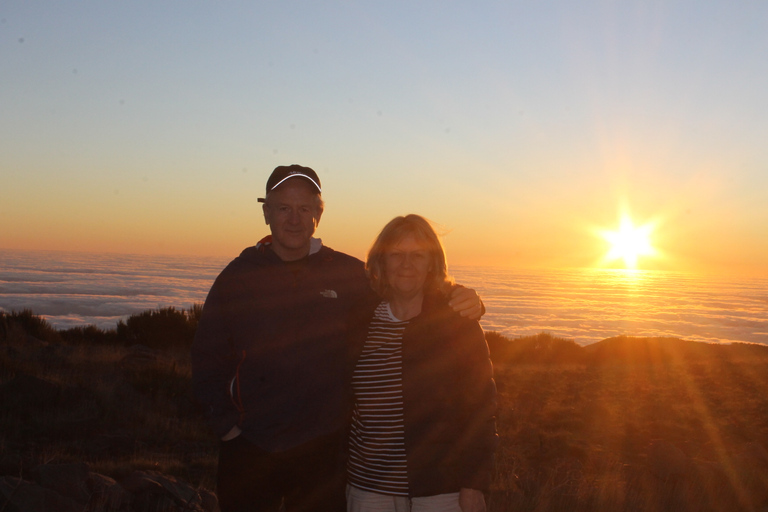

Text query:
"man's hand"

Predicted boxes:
[[221, 425, 242, 441], [459, 488, 486, 512], [449, 286, 484, 320]]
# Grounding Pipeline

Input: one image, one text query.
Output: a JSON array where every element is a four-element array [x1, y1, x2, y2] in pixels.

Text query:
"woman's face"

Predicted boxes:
[[384, 234, 431, 300]]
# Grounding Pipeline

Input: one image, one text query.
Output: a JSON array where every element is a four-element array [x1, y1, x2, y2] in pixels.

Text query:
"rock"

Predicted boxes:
[[119, 471, 166, 495], [146, 471, 203, 505], [199, 488, 220, 512], [0, 464, 216, 512], [32, 462, 90, 503], [87, 471, 117, 493], [120, 470, 210, 510], [86, 472, 135, 511], [0, 475, 82, 512], [133, 488, 180, 512]]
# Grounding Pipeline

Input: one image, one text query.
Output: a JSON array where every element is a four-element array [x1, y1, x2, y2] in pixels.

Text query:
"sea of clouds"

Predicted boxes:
[[465, 266, 768, 345], [1, 249, 766, 346], [0, 250, 224, 330]]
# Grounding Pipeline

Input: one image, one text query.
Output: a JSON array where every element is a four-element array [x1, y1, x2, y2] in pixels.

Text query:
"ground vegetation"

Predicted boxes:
[[2, 310, 768, 511]]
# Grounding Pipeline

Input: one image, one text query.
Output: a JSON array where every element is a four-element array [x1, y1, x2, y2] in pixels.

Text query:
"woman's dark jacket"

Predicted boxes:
[[348, 290, 499, 497]]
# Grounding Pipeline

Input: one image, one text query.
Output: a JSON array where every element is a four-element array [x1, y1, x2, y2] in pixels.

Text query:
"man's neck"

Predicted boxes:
[[264, 236, 322, 262]]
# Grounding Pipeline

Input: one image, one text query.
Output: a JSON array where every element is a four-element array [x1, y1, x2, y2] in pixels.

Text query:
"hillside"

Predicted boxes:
[[489, 334, 768, 511], [1, 310, 768, 511]]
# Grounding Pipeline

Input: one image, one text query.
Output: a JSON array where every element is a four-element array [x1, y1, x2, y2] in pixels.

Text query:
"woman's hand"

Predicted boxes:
[[459, 488, 486, 512], [449, 286, 484, 320]]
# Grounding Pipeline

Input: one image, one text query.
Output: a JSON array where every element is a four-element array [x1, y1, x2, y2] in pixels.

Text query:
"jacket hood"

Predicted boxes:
[[237, 237, 325, 262]]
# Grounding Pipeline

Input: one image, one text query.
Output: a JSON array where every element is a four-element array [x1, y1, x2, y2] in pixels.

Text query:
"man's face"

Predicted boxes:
[[262, 179, 323, 261]]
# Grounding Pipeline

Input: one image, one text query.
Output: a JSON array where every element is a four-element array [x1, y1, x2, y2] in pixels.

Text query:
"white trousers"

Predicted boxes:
[[346, 485, 462, 512]]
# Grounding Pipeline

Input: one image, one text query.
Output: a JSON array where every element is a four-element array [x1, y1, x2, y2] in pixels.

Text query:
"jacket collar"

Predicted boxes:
[[255, 236, 324, 256]]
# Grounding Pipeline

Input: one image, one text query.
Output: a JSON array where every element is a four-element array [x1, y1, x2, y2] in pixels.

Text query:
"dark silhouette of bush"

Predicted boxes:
[[1, 305, 203, 349], [486, 332, 768, 367], [584, 335, 768, 365], [116, 306, 198, 349], [186, 302, 203, 334], [60, 324, 117, 345], [486, 331, 585, 364], [0, 309, 61, 344], [486, 331, 517, 362]]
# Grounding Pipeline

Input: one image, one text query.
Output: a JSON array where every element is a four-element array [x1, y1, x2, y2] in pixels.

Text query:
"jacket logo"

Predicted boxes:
[[320, 289, 338, 298]]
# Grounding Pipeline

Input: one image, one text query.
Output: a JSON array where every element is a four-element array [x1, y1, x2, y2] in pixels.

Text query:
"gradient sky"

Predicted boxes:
[[2, 1, 767, 275]]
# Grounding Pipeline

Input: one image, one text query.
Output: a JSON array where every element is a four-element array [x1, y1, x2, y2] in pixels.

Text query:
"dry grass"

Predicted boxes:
[[2, 314, 768, 511], [0, 328, 218, 490], [488, 337, 768, 511]]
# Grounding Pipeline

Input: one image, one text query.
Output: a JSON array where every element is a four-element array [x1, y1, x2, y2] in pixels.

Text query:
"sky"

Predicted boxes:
[[2, 1, 767, 276]]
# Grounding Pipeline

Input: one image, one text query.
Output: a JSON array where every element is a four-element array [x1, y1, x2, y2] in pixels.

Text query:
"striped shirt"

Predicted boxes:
[[348, 302, 410, 496]]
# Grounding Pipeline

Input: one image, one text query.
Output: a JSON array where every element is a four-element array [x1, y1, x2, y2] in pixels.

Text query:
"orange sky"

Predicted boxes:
[[2, 2, 767, 277]]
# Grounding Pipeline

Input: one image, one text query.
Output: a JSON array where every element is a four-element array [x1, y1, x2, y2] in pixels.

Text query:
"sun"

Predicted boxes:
[[598, 214, 658, 269]]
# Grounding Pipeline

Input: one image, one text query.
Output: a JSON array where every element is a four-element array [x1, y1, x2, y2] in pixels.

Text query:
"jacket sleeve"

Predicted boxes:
[[191, 273, 242, 438], [453, 318, 498, 491]]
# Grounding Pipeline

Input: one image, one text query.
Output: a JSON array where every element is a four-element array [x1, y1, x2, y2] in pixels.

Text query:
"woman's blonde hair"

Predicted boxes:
[[366, 214, 454, 299]]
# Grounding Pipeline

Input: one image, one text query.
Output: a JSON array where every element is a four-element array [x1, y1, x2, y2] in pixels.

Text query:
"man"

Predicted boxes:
[[191, 165, 483, 512]]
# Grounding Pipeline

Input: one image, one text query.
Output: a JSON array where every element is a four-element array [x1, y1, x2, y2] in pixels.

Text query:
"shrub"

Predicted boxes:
[[0, 310, 61, 344], [60, 325, 117, 345], [486, 331, 585, 364], [116, 306, 199, 349]]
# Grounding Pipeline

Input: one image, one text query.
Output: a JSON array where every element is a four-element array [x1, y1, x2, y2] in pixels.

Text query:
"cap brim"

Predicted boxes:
[[270, 174, 322, 194]]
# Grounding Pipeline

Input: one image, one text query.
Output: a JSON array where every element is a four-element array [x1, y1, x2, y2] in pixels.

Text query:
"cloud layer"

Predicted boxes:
[[1, 250, 766, 346], [0, 250, 225, 330], [456, 267, 768, 346]]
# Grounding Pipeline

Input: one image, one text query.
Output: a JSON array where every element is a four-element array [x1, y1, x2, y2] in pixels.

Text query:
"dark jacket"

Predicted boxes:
[[349, 291, 498, 496], [191, 241, 375, 452]]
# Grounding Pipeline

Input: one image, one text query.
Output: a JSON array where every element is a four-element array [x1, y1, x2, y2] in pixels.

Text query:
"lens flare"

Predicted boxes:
[[598, 214, 658, 269]]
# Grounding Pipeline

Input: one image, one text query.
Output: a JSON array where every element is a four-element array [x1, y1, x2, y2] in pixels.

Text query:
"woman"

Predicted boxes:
[[347, 214, 498, 512]]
